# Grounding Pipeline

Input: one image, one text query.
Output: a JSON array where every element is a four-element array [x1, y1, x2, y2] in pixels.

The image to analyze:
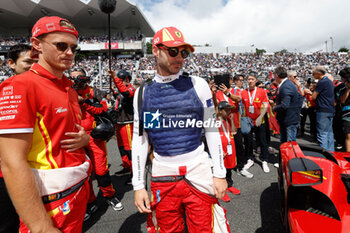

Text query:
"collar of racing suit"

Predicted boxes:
[[154, 71, 183, 83]]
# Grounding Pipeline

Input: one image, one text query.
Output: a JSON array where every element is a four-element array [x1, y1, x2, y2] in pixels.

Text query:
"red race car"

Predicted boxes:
[[278, 141, 350, 233]]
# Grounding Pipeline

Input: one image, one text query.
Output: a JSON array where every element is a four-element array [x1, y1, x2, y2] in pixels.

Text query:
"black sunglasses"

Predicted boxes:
[[43, 40, 78, 53], [54, 42, 77, 53], [158, 45, 190, 59]]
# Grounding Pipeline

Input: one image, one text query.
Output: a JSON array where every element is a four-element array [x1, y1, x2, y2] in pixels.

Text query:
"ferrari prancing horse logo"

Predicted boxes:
[[175, 31, 182, 38]]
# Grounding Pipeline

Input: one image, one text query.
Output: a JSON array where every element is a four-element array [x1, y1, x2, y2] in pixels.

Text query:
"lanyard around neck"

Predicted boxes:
[[248, 87, 257, 105], [219, 117, 231, 142]]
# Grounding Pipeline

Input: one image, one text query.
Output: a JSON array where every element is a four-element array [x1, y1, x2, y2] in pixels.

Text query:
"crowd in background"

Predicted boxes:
[[190, 53, 349, 80], [0, 34, 349, 84], [73, 57, 137, 80], [79, 33, 144, 44], [2, 51, 349, 88], [3, 41, 346, 155], [0, 33, 144, 46], [0, 36, 29, 45], [1, 37, 349, 95], [80, 52, 349, 87]]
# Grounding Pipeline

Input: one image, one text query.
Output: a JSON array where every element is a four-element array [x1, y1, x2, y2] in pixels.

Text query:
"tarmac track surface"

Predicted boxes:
[[83, 134, 316, 233]]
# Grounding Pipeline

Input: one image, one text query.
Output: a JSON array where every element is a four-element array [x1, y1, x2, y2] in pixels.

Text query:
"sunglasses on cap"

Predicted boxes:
[[43, 40, 78, 53], [157, 45, 190, 59]]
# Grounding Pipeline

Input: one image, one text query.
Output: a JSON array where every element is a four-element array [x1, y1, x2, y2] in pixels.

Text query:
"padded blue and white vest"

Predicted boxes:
[[141, 75, 204, 156]]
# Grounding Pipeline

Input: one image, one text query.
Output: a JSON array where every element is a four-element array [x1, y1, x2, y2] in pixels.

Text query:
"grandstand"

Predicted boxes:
[[0, 1, 349, 88], [0, 0, 157, 85], [0, 0, 154, 55]]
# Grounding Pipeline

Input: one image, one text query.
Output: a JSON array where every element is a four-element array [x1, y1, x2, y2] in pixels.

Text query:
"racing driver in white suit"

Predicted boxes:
[[132, 26, 230, 233]]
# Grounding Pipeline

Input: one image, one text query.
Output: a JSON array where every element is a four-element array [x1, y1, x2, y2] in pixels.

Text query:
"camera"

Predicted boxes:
[[72, 75, 90, 90]]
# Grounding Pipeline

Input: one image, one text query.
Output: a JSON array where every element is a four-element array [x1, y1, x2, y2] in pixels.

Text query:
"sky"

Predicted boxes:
[[128, 0, 350, 53]]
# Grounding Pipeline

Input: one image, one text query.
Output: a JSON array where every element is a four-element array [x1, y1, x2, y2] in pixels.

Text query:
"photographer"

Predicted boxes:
[[70, 68, 123, 221], [109, 70, 135, 172]]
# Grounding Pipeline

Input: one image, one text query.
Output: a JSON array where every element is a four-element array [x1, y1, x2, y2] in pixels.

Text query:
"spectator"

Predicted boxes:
[[266, 80, 280, 137], [339, 67, 350, 151], [287, 70, 304, 96], [255, 81, 273, 158], [101, 91, 115, 109], [304, 81, 318, 141], [241, 73, 271, 173], [234, 74, 244, 90], [217, 101, 241, 202], [216, 73, 252, 178], [273, 66, 302, 142], [312, 66, 335, 151], [297, 75, 309, 138], [333, 77, 346, 150], [133, 76, 144, 89], [7, 44, 37, 75]]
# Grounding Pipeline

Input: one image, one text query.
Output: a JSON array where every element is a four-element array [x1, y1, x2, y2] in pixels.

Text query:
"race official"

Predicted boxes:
[[0, 16, 91, 233]]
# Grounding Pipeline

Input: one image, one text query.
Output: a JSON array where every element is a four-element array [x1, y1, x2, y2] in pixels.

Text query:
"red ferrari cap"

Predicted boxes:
[[152, 26, 194, 52], [31, 16, 78, 38], [31, 16, 78, 58]]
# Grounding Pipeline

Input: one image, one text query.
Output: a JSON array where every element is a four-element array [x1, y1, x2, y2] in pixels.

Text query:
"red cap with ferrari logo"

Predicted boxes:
[[152, 26, 195, 52], [31, 16, 78, 38], [30, 16, 78, 58]]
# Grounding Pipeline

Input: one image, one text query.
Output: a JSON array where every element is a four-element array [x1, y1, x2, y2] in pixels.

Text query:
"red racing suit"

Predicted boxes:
[[0, 64, 91, 233], [113, 77, 135, 170], [78, 86, 115, 199], [147, 178, 230, 233]]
